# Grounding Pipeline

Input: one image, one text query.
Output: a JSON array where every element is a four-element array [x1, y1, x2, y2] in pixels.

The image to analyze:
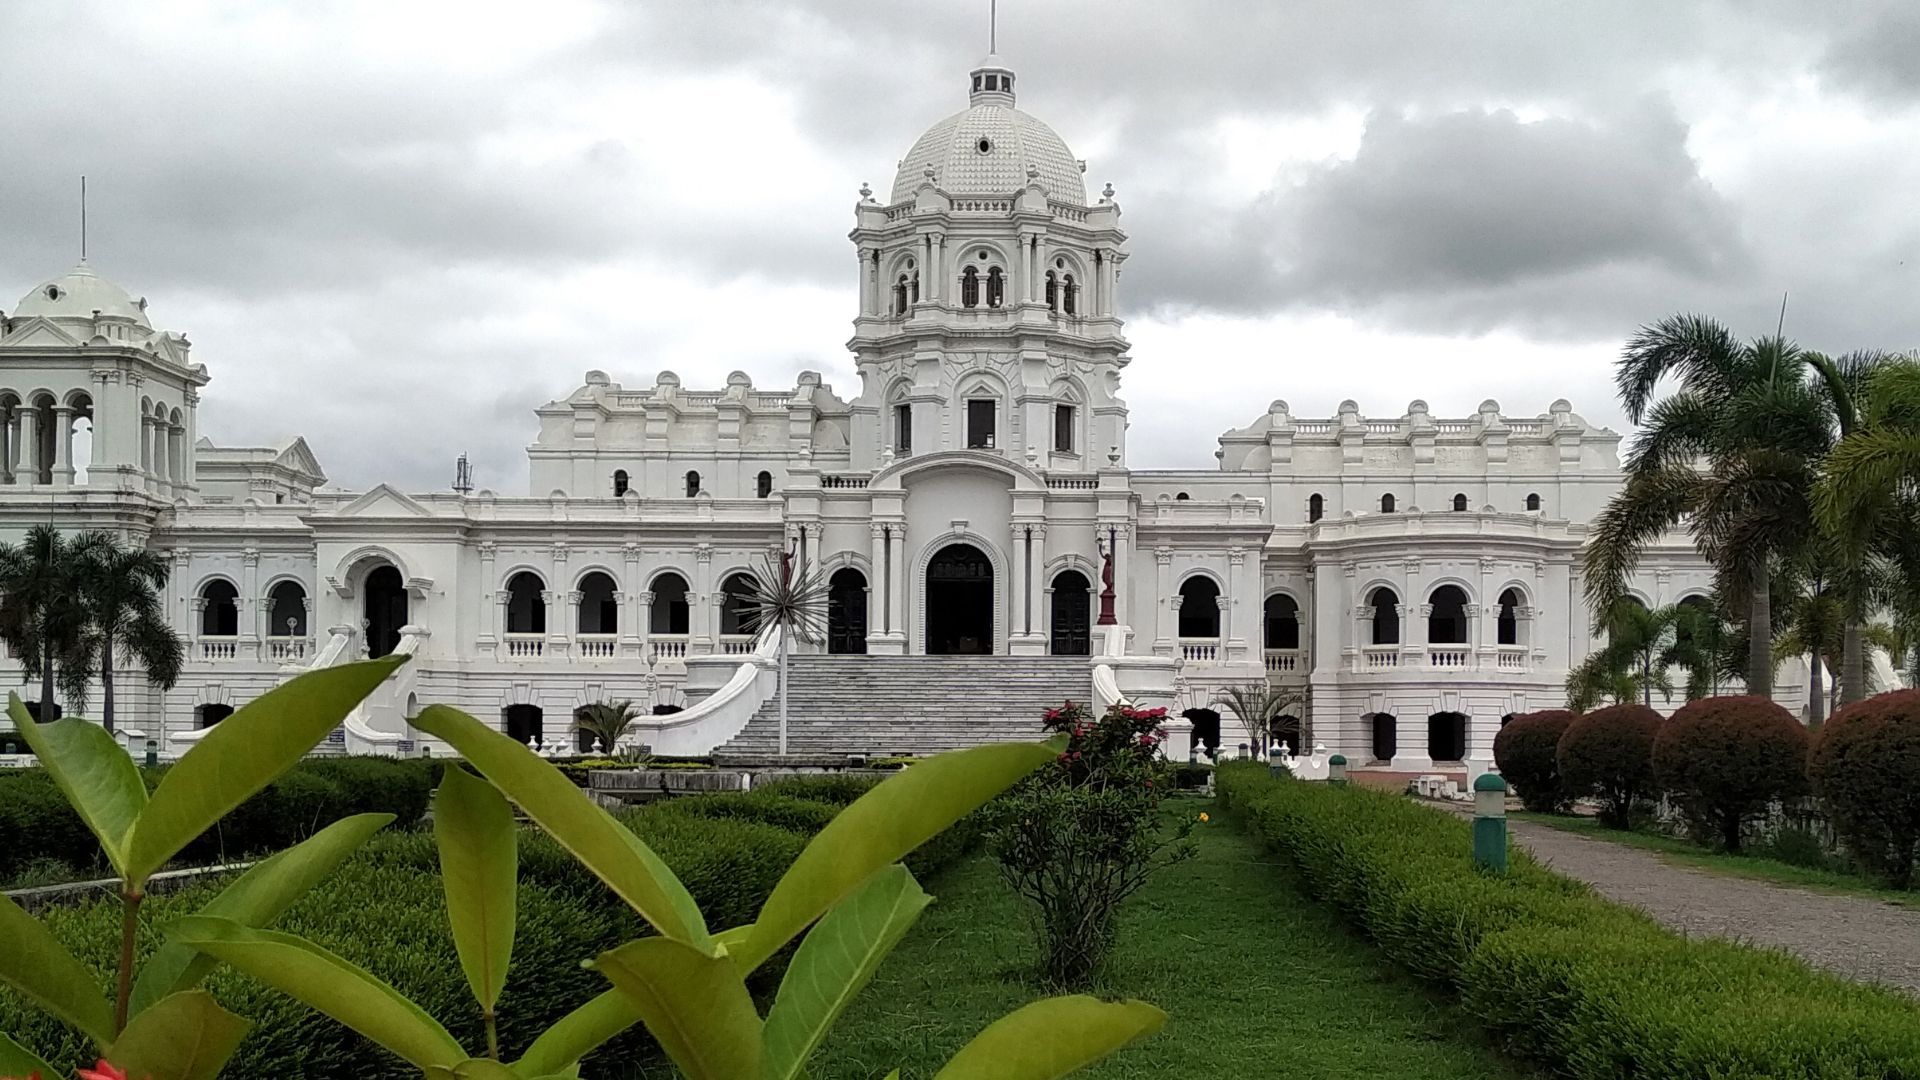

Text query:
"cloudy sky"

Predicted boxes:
[[5, 1, 1918, 491]]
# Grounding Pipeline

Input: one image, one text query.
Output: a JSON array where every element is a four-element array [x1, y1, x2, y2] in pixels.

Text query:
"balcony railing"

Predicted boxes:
[[1427, 647, 1470, 669], [267, 637, 309, 662], [720, 635, 757, 656], [1496, 646, 1529, 672], [576, 634, 617, 659], [1360, 646, 1400, 670], [504, 634, 545, 659], [199, 639, 238, 662], [652, 635, 689, 661], [1263, 649, 1302, 672], [1178, 640, 1220, 663]]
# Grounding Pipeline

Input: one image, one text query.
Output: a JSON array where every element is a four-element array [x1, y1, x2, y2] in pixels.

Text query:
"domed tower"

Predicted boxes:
[[847, 54, 1130, 473], [0, 264, 206, 495]]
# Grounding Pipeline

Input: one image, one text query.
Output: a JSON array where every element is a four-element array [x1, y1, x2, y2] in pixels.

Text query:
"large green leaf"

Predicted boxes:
[[130, 811, 395, 1016], [105, 989, 249, 1080], [435, 767, 518, 1013], [0, 1032, 59, 1079], [8, 697, 147, 875], [762, 865, 931, 1080], [595, 936, 761, 1080], [163, 915, 464, 1071], [739, 739, 1057, 972], [124, 655, 407, 884], [511, 988, 642, 1078], [0, 890, 116, 1047], [412, 704, 708, 946], [933, 996, 1165, 1079]]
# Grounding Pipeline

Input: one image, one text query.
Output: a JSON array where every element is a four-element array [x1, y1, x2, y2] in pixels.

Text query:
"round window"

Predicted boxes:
[[1055, 258, 1065, 269], [976, 137, 993, 154], [44, 285, 60, 301], [978, 250, 990, 261]]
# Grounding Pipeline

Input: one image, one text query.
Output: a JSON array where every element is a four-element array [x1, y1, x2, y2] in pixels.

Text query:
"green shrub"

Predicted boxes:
[[1812, 688, 1920, 886], [1493, 710, 1577, 813], [655, 789, 841, 835], [0, 768, 101, 878], [753, 773, 879, 806], [1655, 695, 1809, 852], [1555, 703, 1662, 828], [1220, 763, 1920, 1079]]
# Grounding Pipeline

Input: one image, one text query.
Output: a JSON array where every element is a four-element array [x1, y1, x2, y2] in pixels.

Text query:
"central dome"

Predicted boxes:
[[12, 263, 151, 327], [890, 56, 1086, 206]]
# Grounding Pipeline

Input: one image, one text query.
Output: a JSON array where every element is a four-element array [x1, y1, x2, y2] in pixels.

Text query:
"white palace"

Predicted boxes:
[[0, 54, 1747, 768]]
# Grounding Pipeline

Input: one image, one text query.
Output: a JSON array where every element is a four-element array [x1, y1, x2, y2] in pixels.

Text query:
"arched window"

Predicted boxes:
[[198, 704, 234, 729], [199, 580, 239, 637], [1371, 714, 1398, 762], [578, 571, 618, 634], [756, 471, 773, 498], [1497, 588, 1523, 645], [1368, 586, 1399, 646], [894, 404, 913, 455], [1427, 585, 1469, 644], [1380, 493, 1396, 514], [505, 572, 546, 634], [960, 266, 980, 308], [684, 470, 701, 497], [893, 275, 909, 315], [1177, 576, 1221, 638], [986, 267, 1005, 307], [1308, 493, 1324, 523], [1526, 492, 1542, 511], [1263, 594, 1300, 650], [1674, 593, 1713, 651], [1174, 492, 1190, 501], [268, 581, 307, 637], [966, 398, 996, 449], [1428, 713, 1468, 762], [650, 573, 690, 634], [1062, 273, 1076, 315], [719, 573, 758, 636], [1452, 492, 1468, 512], [1045, 270, 1058, 311], [613, 469, 629, 497]]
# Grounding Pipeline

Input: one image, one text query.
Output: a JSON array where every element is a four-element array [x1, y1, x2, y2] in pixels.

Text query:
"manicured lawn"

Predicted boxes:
[[1510, 810, 1920, 909], [807, 798, 1538, 1079]]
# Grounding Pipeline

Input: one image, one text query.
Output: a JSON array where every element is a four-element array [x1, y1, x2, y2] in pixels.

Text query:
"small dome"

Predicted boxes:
[[12, 264, 151, 327], [890, 56, 1086, 205]]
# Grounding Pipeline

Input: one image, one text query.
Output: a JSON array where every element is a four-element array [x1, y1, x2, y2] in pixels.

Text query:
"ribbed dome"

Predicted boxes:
[[12, 264, 150, 327], [890, 56, 1085, 206]]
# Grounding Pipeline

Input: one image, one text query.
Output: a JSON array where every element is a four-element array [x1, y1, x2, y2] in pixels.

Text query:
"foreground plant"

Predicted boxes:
[[992, 701, 1193, 988], [0, 657, 407, 1080], [167, 704, 1165, 1078]]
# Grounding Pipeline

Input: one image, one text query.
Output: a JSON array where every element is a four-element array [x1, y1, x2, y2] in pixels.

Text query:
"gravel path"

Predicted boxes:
[[1504, 817, 1920, 994]]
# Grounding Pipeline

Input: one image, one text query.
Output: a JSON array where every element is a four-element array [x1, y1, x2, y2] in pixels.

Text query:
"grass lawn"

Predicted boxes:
[[1509, 811, 1920, 909], [806, 798, 1538, 1079]]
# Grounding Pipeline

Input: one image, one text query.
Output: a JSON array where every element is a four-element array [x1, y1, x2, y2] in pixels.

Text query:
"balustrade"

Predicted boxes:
[[504, 634, 545, 659], [719, 635, 756, 656], [1178, 639, 1220, 663], [1360, 646, 1400, 670], [1496, 647, 1529, 672], [1427, 647, 1470, 669], [652, 635, 689, 661], [576, 634, 617, 660], [1263, 649, 1301, 672], [266, 637, 308, 662], [199, 639, 237, 662]]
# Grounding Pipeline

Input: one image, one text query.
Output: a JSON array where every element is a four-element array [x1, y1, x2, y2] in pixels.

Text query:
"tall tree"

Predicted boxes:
[[1586, 316, 1835, 697], [1566, 599, 1719, 712], [0, 526, 87, 721], [65, 532, 184, 733]]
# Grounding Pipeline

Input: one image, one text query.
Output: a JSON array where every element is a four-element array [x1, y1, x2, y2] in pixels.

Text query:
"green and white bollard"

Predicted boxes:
[[1472, 773, 1508, 873], [144, 738, 159, 769], [1328, 753, 1348, 786]]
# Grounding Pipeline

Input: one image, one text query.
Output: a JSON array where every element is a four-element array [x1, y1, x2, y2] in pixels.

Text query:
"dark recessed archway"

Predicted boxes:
[[926, 543, 993, 655]]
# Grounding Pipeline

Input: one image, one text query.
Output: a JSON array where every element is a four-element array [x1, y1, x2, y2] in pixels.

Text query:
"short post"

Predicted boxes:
[[143, 739, 158, 769], [1472, 773, 1508, 873], [1327, 753, 1348, 786]]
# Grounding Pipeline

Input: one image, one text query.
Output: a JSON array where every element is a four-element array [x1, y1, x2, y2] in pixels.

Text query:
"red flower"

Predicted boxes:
[[79, 1063, 131, 1080]]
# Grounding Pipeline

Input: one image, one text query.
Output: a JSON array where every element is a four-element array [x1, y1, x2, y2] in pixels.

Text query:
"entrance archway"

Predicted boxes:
[[504, 704, 544, 746], [363, 565, 408, 659], [827, 568, 868, 654], [925, 543, 994, 655], [1049, 569, 1091, 655]]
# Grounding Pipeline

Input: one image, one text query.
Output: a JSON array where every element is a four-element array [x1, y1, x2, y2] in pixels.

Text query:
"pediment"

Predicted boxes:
[[335, 483, 431, 518], [0, 318, 83, 348], [273, 437, 328, 482]]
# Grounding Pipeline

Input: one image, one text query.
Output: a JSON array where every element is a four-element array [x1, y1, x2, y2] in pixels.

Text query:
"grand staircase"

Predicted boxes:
[[714, 655, 1091, 762]]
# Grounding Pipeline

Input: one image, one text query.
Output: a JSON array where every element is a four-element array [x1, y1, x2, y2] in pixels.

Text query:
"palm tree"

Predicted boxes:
[[736, 548, 831, 756], [1212, 680, 1306, 760], [1566, 599, 1718, 711], [1773, 561, 1843, 726], [571, 698, 643, 754], [0, 526, 88, 721], [1587, 316, 1836, 697], [64, 532, 184, 733]]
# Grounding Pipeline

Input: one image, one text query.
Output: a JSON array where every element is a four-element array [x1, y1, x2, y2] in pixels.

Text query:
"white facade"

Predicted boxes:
[[0, 54, 1751, 765]]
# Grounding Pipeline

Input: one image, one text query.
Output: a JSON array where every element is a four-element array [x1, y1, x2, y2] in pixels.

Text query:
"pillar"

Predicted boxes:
[[562, 591, 582, 656], [241, 549, 261, 657], [635, 589, 654, 661], [888, 527, 907, 650], [621, 543, 644, 656], [1027, 524, 1047, 641], [181, 388, 200, 489], [693, 545, 715, 654], [16, 407, 38, 485], [493, 591, 510, 659], [868, 524, 889, 642], [929, 233, 944, 303], [477, 543, 498, 647], [51, 406, 73, 487], [1153, 548, 1173, 655]]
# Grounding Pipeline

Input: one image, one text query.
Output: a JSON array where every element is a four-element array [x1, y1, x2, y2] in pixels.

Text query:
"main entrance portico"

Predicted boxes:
[[925, 542, 995, 654]]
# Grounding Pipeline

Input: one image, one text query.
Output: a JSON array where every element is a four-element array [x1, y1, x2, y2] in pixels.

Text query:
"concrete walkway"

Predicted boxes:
[[1505, 817, 1920, 994]]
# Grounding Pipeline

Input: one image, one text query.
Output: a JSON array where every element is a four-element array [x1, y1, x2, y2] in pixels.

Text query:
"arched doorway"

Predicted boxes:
[[827, 568, 868, 654], [198, 704, 234, 729], [1370, 713, 1398, 763], [363, 565, 408, 659], [1049, 569, 1091, 656], [504, 704, 544, 746], [925, 543, 993, 655], [1428, 712, 1468, 762]]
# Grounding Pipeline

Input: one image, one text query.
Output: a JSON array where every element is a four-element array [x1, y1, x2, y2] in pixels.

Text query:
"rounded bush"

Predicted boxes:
[[1493, 710, 1577, 813], [1813, 689, 1920, 887], [1654, 695, 1809, 852], [1556, 703, 1662, 828]]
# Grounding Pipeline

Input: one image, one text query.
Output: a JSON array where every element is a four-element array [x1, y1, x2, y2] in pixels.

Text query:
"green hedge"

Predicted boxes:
[[1217, 762, 1920, 1078]]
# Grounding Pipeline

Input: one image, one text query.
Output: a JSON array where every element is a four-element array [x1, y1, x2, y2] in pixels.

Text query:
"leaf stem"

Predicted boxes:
[[115, 886, 144, 1032], [485, 1009, 500, 1060]]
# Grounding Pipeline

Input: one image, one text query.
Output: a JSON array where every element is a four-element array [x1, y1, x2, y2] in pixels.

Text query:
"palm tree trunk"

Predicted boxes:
[[1841, 623, 1866, 705], [101, 632, 116, 734], [1747, 573, 1773, 697], [1642, 655, 1652, 708], [1806, 651, 1826, 727], [777, 627, 789, 757], [39, 650, 56, 722]]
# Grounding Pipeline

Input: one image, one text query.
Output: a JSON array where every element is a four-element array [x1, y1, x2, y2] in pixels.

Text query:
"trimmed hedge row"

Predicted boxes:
[[1218, 762, 1920, 1079], [0, 767, 982, 1079], [0, 756, 437, 882]]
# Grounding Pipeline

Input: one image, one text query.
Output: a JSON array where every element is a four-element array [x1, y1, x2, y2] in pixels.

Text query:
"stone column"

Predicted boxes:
[[152, 420, 170, 496], [1009, 524, 1027, 633], [1028, 523, 1047, 640], [620, 543, 643, 656], [563, 591, 582, 658], [1109, 524, 1130, 629], [493, 591, 510, 660], [1226, 545, 1247, 659], [477, 543, 498, 647], [241, 548, 261, 658], [1402, 558, 1424, 660], [929, 233, 944, 303], [1475, 556, 1496, 662], [692, 545, 715, 654], [888, 528, 908, 650], [1153, 548, 1173, 655], [181, 388, 201, 489], [16, 406, 38, 485], [868, 524, 889, 641], [635, 590, 655, 660], [51, 406, 73, 487]]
